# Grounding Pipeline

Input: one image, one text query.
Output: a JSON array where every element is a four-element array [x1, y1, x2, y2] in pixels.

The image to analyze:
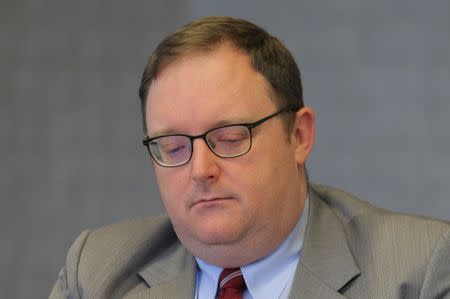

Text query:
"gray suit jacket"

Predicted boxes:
[[49, 184, 450, 298]]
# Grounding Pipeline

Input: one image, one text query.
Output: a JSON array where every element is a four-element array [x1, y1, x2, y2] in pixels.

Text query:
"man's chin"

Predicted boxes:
[[178, 226, 245, 249], [196, 229, 243, 246]]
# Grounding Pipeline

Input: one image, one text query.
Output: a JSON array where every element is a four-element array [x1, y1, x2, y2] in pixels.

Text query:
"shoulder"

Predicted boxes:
[[80, 214, 176, 252], [62, 215, 180, 297], [75, 214, 178, 268], [309, 183, 450, 248], [309, 183, 450, 296], [309, 182, 450, 264], [308, 183, 450, 297], [309, 183, 450, 233]]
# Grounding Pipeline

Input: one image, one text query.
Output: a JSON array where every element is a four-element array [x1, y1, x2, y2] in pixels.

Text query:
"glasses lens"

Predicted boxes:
[[149, 135, 192, 166], [206, 125, 251, 157]]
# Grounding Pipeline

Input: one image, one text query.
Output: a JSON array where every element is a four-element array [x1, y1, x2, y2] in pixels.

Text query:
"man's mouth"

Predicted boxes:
[[192, 196, 233, 207]]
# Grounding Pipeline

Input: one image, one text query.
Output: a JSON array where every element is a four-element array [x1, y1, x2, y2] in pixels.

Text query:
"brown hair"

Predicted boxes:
[[138, 16, 304, 133]]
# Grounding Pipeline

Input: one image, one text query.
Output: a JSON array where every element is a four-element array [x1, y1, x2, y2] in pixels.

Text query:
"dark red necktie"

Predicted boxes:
[[217, 268, 246, 299]]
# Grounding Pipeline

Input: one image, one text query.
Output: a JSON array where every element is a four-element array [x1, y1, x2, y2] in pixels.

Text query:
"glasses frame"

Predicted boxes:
[[143, 105, 300, 167]]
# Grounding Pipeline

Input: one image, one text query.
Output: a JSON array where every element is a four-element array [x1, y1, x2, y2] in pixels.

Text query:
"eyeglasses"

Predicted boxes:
[[143, 105, 299, 167]]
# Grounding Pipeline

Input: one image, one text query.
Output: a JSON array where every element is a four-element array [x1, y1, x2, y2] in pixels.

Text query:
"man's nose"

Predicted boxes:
[[190, 138, 221, 184]]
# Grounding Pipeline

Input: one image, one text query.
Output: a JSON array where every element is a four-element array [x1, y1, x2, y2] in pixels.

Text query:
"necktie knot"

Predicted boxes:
[[218, 268, 246, 299]]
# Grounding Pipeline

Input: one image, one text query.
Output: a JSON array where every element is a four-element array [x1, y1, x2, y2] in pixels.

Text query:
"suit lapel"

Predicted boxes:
[[289, 187, 360, 299], [131, 242, 197, 299]]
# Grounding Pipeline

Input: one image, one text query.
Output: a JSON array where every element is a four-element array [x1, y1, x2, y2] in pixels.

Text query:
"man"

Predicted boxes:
[[50, 16, 450, 299]]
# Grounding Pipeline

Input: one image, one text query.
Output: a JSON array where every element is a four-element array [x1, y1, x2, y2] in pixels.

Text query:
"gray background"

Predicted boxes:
[[1, 0, 449, 298]]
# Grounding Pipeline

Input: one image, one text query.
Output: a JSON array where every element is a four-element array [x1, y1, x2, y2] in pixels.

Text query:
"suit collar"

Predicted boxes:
[[289, 186, 360, 298], [136, 239, 197, 298]]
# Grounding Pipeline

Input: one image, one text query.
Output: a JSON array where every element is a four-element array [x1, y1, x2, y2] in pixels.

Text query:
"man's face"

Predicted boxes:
[[145, 44, 313, 266]]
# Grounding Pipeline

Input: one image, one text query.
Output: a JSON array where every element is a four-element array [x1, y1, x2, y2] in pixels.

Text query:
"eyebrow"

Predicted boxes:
[[148, 116, 255, 138]]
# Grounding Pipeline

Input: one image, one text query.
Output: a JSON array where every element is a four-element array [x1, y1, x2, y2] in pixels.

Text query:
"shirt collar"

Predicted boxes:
[[195, 195, 309, 299]]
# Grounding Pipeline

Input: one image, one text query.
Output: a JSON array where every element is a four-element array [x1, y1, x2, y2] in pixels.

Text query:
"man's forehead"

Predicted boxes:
[[154, 42, 250, 79], [148, 48, 268, 103]]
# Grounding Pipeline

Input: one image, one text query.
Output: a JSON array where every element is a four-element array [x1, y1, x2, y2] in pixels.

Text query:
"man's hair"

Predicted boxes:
[[138, 16, 304, 133]]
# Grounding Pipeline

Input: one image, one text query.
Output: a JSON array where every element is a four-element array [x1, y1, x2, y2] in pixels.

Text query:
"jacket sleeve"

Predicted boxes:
[[48, 230, 91, 299], [420, 227, 450, 299]]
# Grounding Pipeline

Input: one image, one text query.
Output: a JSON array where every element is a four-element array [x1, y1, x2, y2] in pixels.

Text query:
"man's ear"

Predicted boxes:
[[290, 107, 315, 165]]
